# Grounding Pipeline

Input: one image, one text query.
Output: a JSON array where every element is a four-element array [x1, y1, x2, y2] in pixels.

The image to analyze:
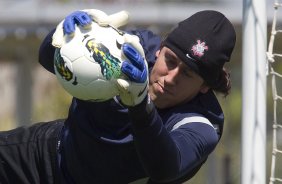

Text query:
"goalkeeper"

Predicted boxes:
[[0, 9, 236, 184]]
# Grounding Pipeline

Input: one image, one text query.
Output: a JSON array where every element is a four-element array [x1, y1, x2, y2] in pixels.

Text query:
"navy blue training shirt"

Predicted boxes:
[[39, 29, 224, 184]]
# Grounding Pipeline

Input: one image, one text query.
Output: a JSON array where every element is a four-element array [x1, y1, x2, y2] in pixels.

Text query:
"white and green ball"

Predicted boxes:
[[54, 22, 127, 101]]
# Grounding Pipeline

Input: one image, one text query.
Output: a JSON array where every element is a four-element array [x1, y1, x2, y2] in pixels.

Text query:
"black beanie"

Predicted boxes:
[[163, 10, 236, 87]]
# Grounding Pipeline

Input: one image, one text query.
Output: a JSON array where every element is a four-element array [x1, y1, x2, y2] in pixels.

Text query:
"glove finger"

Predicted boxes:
[[83, 9, 110, 26], [122, 43, 145, 70], [116, 78, 130, 92], [121, 61, 147, 83], [108, 11, 129, 28], [123, 34, 145, 57], [52, 21, 65, 48], [74, 12, 92, 27], [63, 17, 76, 35]]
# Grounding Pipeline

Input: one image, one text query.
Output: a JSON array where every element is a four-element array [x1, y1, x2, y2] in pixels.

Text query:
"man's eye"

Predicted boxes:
[[183, 69, 193, 78], [166, 58, 174, 64], [165, 55, 177, 66]]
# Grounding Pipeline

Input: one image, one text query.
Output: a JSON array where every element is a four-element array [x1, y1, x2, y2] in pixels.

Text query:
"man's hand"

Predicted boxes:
[[52, 9, 129, 48], [116, 34, 148, 107]]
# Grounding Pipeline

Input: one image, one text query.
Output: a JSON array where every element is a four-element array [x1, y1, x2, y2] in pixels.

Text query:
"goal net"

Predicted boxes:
[[267, 0, 282, 183]]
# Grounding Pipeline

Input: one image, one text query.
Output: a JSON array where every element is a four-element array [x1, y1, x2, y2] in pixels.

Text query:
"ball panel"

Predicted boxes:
[[72, 57, 102, 85], [60, 34, 86, 61], [84, 79, 119, 101], [54, 48, 74, 82]]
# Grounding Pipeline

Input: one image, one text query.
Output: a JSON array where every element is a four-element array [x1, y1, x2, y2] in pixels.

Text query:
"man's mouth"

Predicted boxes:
[[156, 81, 173, 95]]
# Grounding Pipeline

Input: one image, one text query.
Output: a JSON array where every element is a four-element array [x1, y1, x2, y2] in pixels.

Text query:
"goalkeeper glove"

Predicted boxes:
[[52, 9, 129, 48], [116, 34, 148, 107]]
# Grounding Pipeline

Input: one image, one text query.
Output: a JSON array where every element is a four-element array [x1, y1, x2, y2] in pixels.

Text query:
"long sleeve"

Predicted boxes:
[[129, 99, 180, 182], [38, 29, 56, 74], [128, 98, 219, 183]]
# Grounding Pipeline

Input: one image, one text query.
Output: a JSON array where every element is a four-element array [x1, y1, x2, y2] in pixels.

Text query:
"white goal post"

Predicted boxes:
[[241, 0, 267, 184]]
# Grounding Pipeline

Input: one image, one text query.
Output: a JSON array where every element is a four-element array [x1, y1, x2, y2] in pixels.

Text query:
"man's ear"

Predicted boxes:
[[200, 85, 210, 94], [155, 50, 160, 57]]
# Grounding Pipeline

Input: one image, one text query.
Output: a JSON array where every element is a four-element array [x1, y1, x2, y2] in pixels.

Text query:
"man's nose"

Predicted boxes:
[[164, 67, 179, 86]]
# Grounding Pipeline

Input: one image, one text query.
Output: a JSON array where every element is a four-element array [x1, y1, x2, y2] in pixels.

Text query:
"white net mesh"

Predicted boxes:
[[267, 1, 282, 183]]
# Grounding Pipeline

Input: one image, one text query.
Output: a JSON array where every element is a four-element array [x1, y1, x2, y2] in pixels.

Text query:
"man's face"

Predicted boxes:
[[149, 46, 209, 109]]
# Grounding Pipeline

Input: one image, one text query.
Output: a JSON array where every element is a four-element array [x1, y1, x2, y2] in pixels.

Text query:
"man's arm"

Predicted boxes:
[[129, 100, 219, 183]]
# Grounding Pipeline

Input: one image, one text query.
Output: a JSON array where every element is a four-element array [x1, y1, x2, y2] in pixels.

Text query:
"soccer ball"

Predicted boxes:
[[54, 22, 129, 101]]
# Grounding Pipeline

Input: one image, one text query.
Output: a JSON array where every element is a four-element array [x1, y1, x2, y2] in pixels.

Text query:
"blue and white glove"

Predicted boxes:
[[52, 9, 129, 48], [116, 35, 148, 107]]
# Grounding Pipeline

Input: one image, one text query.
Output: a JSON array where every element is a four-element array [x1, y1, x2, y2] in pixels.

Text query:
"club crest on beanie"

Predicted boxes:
[[163, 10, 236, 87]]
